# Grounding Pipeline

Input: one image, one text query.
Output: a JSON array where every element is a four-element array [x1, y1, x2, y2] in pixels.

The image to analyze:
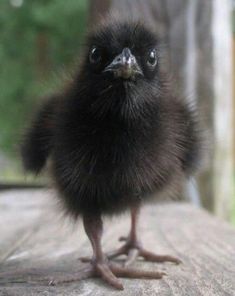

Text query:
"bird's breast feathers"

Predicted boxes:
[[52, 110, 180, 194]]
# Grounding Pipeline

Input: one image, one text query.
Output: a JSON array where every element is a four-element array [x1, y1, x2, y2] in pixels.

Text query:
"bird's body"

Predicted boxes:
[[21, 20, 201, 290], [51, 80, 197, 216]]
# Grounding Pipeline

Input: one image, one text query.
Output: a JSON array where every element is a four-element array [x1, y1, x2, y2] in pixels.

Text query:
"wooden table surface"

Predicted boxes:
[[0, 189, 235, 296]]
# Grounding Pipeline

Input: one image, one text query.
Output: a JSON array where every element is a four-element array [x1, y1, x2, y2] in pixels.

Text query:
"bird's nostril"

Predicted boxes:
[[123, 47, 131, 58]]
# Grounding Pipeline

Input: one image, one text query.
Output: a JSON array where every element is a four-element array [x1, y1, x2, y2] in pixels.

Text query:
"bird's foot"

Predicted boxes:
[[111, 236, 182, 266], [49, 258, 165, 290], [81, 236, 181, 267]]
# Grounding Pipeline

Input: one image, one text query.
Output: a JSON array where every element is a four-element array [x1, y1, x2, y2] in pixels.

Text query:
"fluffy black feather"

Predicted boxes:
[[21, 21, 201, 217], [21, 95, 59, 173]]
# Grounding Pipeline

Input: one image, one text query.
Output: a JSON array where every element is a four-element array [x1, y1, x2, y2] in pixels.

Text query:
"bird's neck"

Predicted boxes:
[[84, 80, 158, 125]]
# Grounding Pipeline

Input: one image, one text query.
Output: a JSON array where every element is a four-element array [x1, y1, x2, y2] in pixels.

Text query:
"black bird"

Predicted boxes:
[[21, 20, 201, 290]]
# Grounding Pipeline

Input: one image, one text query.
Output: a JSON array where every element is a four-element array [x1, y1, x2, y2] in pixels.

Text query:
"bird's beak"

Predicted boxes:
[[103, 48, 143, 79]]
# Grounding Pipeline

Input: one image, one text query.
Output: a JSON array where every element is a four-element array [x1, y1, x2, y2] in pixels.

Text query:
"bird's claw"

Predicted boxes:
[[48, 259, 165, 290], [47, 262, 123, 290], [79, 256, 92, 263], [119, 236, 128, 242], [106, 237, 182, 266], [80, 239, 181, 267]]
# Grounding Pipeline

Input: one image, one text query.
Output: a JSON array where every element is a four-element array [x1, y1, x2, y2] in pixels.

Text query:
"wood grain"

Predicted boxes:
[[0, 190, 234, 295]]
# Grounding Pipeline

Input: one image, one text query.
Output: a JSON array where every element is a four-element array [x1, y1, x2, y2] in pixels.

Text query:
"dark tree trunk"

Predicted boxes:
[[89, 0, 111, 27]]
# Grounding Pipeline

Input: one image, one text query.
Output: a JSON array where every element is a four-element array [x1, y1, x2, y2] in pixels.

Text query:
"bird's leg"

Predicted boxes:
[[81, 212, 125, 289], [107, 206, 182, 266], [50, 212, 165, 290], [50, 213, 123, 290]]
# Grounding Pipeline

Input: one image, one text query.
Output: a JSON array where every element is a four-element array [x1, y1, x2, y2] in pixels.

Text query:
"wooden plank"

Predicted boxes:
[[0, 190, 235, 295], [0, 190, 51, 260]]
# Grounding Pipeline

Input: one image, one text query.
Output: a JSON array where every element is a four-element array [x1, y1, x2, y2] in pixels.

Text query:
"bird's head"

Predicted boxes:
[[81, 21, 160, 84]]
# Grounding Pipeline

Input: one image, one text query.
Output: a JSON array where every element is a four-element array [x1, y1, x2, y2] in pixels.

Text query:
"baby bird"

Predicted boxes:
[[21, 20, 201, 290]]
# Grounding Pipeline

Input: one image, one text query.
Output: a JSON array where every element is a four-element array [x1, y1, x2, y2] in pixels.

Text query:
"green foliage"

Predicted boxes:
[[0, 0, 88, 158]]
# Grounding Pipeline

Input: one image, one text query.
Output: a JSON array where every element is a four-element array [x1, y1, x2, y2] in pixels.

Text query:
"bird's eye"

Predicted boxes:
[[89, 47, 102, 64], [147, 49, 157, 67]]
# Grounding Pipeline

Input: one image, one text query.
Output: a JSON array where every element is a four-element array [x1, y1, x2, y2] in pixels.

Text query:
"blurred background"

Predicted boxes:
[[0, 0, 234, 222]]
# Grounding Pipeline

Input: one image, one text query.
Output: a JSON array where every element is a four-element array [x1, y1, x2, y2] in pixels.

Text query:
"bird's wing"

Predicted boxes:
[[21, 94, 60, 174]]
